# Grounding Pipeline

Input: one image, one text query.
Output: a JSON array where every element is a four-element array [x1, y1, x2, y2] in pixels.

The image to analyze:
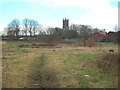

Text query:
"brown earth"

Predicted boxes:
[[18, 44, 61, 48]]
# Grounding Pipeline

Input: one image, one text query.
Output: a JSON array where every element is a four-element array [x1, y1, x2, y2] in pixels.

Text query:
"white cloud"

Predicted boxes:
[[25, 0, 118, 8], [32, 5, 37, 8], [1, 0, 118, 32], [66, 10, 70, 15], [0, 0, 29, 2], [42, 21, 62, 29], [24, 0, 118, 30], [73, 0, 118, 31]]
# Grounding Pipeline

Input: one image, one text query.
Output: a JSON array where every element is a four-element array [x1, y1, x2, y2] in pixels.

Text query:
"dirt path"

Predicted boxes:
[[3, 48, 61, 88], [2, 49, 41, 88], [28, 52, 60, 88]]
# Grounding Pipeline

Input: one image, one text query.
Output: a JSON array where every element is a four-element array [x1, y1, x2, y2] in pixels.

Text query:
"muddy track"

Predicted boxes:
[[28, 53, 60, 88], [18, 44, 58, 48]]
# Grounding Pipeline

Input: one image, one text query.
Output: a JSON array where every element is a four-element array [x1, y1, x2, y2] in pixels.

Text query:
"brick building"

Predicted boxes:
[[91, 32, 105, 42], [90, 31, 117, 42], [105, 31, 117, 42]]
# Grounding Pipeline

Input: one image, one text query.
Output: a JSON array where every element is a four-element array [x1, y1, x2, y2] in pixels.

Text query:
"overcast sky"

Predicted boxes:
[[0, 0, 118, 34]]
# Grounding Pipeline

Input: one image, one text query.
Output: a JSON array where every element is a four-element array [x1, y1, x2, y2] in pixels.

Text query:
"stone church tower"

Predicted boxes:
[[63, 18, 69, 30]]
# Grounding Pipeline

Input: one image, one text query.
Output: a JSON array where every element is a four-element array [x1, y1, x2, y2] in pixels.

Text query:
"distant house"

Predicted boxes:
[[91, 32, 105, 42], [90, 31, 117, 42], [105, 31, 117, 42]]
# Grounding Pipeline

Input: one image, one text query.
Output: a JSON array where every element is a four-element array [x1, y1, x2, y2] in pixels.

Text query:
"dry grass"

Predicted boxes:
[[0, 41, 6, 45], [96, 53, 119, 74], [2, 41, 118, 88]]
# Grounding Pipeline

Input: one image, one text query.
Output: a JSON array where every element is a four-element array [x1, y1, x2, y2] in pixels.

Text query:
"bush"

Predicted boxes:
[[87, 38, 97, 47], [96, 53, 119, 74]]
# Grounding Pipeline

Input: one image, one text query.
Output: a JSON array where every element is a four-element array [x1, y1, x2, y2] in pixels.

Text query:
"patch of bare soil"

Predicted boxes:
[[0, 41, 6, 45], [19, 44, 61, 48], [59, 41, 75, 44], [28, 70, 60, 88]]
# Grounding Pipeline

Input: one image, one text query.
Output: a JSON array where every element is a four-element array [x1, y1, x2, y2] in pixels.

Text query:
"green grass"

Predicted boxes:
[[8, 49, 16, 52], [2, 57, 8, 60], [2, 41, 118, 88], [76, 53, 98, 59], [13, 61, 22, 64]]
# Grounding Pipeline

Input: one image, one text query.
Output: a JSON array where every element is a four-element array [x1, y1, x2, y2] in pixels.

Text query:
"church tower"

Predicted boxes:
[[63, 18, 69, 30]]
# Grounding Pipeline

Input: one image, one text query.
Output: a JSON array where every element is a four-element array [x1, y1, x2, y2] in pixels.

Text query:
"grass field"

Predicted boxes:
[[2, 41, 118, 88]]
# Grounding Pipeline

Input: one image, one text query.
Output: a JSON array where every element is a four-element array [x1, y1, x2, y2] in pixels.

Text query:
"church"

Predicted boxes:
[[62, 18, 69, 30]]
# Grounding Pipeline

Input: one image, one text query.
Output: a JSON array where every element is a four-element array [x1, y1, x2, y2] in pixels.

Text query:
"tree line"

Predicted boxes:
[[4, 18, 40, 39], [3, 18, 117, 46]]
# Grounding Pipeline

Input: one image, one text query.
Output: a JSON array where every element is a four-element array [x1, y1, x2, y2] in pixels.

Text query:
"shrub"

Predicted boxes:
[[87, 38, 97, 47], [96, 53, 119, 74]]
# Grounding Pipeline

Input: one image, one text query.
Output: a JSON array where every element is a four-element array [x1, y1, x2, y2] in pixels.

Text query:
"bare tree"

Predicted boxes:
[[28, 19, 33, 37], [46, 27, 55, 43], [37, 25, 44, 35], [53, 27, 63, 41], [70, 24, 79, 32], [43, 27, 63, 43], [23, 18, 39, 36], [32, 20, 39, 36], [22, 18, 29, 36], [46, 27, 55, 35], [5, 19, 20, 40], [62, 29, 78, 39], [5, 27, 14, 40], [28, 19, 39, 36], [79, 25, 93, 47], [93, 28, 99, 33]]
